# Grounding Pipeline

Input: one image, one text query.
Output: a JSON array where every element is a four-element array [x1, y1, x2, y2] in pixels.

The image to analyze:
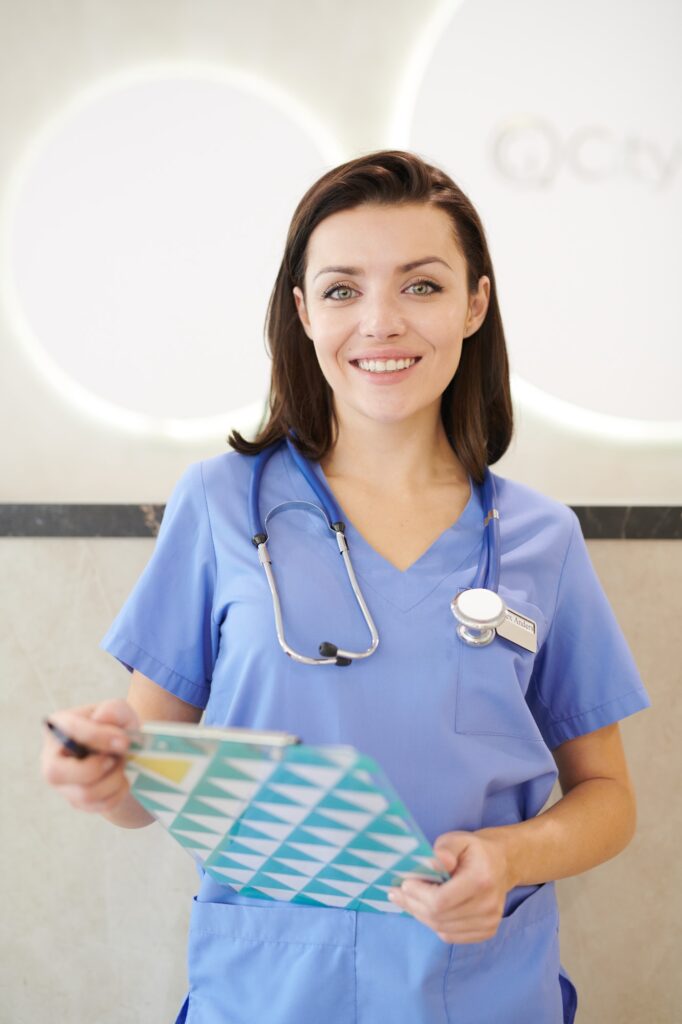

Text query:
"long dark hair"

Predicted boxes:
[[228, 149, 513, 483]]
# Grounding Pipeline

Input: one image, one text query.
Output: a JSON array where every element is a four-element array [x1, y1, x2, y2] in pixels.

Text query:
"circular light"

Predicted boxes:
[[1, 63, 345, 440], [392, 0, 682, 440]]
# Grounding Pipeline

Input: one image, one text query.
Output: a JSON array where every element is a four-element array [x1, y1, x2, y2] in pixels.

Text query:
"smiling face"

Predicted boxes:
[[292, 201, 490, 435]]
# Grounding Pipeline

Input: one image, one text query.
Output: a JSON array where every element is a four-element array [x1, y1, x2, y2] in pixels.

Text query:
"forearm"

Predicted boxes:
[[477, 777, 637, 890], [101, 788, 155, 829]]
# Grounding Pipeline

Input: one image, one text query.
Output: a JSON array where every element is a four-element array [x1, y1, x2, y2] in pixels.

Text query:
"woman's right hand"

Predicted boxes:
[[41, 698, 140, 815]]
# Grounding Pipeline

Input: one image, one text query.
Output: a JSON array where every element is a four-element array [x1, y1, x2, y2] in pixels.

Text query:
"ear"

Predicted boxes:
[[463, 275, 491, 339], [293, 286, 314, 340]]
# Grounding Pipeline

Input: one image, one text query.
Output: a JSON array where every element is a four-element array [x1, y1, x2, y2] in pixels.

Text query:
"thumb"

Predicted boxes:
[[433, 847, 458, 874], [433, 831, 473, 874], [90, 698, 140, 731]]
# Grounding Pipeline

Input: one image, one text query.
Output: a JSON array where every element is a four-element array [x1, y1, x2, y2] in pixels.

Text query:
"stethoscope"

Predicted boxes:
[[249, 435, 506, 666]]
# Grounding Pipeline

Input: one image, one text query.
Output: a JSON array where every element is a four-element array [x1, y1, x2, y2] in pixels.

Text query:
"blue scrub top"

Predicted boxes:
[[100, 445, 651, 1024]]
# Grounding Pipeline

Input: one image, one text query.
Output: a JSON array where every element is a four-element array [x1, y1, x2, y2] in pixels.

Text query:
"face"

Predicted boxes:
[[293, 202, 490, 431]]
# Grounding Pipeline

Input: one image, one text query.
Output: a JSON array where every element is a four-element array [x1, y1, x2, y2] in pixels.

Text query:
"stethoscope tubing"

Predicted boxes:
[[249, 438, 379, 666], [249, 435, 503, 661]]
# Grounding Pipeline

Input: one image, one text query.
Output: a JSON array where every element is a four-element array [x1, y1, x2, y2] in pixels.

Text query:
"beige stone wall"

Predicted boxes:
[[555, 541, 680, 1024], [2, 536, 676, 1023]]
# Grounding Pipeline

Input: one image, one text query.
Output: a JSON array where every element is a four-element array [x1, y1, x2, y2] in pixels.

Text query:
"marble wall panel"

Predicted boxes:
[[1, 537, 677, 1024]]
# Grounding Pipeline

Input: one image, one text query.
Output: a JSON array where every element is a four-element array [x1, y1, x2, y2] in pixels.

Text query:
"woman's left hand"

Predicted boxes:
[[387, 830, 514, 944]]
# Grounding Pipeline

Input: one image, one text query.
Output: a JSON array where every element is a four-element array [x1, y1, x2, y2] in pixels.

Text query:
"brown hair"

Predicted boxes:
[[228, 149, 513, 483]]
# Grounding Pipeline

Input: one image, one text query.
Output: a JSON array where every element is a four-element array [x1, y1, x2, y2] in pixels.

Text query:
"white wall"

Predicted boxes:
[[0, 0, 679, 505]]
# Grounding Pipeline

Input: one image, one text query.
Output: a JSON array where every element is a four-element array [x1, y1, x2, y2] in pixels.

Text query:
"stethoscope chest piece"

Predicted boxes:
[[451, 588, 507, 647]]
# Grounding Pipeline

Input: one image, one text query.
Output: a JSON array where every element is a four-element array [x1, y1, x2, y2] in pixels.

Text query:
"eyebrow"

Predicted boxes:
[[312, 256, 452, 281]]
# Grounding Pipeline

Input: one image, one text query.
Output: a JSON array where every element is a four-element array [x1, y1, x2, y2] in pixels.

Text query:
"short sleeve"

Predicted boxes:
[[526, 511, 651, 749], [99, 461, 219, 709]]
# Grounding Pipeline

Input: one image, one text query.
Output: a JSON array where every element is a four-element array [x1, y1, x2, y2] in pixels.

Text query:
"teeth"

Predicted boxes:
[[356, 357, 417, 373]]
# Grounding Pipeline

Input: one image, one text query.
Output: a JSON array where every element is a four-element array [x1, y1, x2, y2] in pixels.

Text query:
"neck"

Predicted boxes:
[[320, 405, 466, 493]]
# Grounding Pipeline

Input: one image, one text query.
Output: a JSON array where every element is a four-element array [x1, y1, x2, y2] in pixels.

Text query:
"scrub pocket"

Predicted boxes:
[[454, 591, 548, 741], [185, 895, 356, 1024], [444, 882, 575, 1024]]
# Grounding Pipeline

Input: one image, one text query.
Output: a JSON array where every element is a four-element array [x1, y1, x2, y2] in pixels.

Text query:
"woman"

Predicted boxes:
[[41, 150, 651, 1023]]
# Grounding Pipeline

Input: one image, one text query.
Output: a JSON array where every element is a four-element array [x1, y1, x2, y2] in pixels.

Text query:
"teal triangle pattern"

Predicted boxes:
[[196, 762, 257, 783], [286, 747, 345, 766], [125, 731, 448, 913], [247, 785, 300, 805], [241, 805, 294, 823], [182, 796, 233, 818], [131, 774, 181, 796], [299, 810, 354, 831]]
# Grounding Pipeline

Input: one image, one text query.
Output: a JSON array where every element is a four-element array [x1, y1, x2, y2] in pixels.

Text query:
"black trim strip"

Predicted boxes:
[[0, 505, 165, 538], [0, 505, 680, 539], [573, 506, 682, 540]]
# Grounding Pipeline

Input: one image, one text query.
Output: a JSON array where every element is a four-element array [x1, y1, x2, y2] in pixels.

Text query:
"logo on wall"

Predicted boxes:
[[491, 116, 680, 190]]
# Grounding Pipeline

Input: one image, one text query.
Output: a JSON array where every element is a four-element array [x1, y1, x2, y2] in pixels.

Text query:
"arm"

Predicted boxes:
[[477, 722, 637, 888], [389, 722, 638, 942]]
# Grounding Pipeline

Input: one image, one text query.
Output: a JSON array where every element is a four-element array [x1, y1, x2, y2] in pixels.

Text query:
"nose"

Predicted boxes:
[[358, 290, 406, 340]]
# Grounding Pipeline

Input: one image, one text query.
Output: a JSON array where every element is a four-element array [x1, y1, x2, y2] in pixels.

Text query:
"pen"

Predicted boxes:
[[43, 717, 94, 759]]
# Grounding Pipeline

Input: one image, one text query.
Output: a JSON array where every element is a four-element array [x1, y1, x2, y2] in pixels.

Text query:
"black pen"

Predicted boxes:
[[43, 717, 94, 759]]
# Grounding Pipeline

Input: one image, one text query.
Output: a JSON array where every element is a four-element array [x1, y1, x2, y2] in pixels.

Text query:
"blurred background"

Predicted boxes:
[[1, 1, 679, 1021]]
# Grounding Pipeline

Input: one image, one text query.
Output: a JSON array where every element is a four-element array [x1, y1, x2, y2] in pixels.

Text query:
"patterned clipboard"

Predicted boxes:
[[124, 722, 450, 914]]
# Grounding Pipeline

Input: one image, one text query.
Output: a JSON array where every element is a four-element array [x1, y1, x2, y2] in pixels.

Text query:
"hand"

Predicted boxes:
[[388, 830, 513, 944], [41, 699, 139, 814]]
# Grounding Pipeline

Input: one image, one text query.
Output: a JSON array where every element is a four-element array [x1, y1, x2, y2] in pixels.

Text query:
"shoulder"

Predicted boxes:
[[155, 452, 256, 551], [492, 472, 577, 539], [197, 449, 254, 489], [491, 472, 581, 588], [161, 451, 255, 518], [176, 450, 256, 497], [491, 473, 587, 628]]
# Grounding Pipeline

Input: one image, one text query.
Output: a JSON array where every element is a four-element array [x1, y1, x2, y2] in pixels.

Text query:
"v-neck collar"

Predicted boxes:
[[280, 443, 486, 613]]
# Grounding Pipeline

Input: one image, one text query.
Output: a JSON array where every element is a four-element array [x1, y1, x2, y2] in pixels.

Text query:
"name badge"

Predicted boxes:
[[496, 606, 537, 653]]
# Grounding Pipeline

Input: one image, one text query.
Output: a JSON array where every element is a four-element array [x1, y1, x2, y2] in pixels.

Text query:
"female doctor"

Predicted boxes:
[[42, 150, 651, 1023]]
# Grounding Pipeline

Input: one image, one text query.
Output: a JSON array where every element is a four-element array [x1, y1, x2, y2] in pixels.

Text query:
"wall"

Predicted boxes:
[[1, 2, 679, 1022], [3, 535, 676, 1023]]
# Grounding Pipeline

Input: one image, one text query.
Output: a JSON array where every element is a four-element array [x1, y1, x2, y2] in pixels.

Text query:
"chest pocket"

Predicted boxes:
[[454, 589, 548, 742]]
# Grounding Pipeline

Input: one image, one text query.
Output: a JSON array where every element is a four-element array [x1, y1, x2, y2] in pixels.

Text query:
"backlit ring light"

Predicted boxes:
[[386, 0, 682, 446], [0, 61, 346, 443]]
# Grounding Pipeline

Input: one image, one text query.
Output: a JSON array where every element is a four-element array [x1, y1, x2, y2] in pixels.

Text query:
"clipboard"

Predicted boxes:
[[124, 722, 450, 914]]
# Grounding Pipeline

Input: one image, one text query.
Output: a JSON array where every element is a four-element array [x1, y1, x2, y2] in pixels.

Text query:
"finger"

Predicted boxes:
[[90, 699, 140, 730], [43, 750, 119, 787], [60, 766, 130, 813], [402, 876, 505, 931], [400, 873, 472, 913], [389, 884, 442, 923], [434, 899, 505, 942], [393, 874, 481, 926], [391, 888, 501, 943], [390, 890, 439, 923], [61, 780, 129, 814], [435, 924, 500, 945], [431, 848, 457, 874], [45, 709, 131, 756]]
